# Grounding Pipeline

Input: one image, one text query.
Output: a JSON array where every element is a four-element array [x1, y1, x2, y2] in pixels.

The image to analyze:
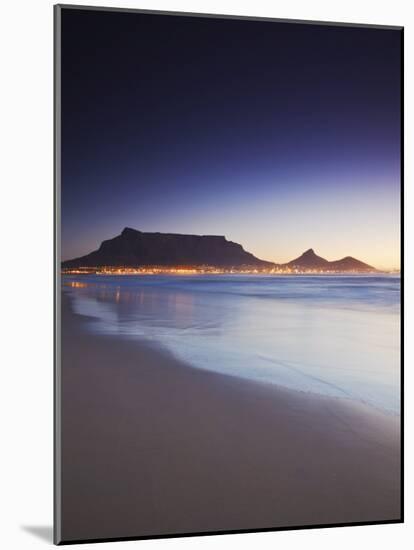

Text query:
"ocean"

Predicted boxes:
[[62, 274, 400, 414]]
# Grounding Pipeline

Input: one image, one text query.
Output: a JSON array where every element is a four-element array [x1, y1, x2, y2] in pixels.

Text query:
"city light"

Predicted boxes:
[[61, 264, 385, 276]]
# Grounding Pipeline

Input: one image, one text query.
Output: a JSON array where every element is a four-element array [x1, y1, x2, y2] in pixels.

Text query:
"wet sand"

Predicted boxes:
[[58, 293, 401, 542]]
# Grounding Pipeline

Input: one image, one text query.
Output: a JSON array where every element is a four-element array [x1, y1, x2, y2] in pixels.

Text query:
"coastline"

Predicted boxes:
[[60, 292, 401, 542]]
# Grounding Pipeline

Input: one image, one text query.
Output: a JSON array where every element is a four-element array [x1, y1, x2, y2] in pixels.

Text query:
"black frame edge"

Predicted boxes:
[[55, 3, 403, 31], [54, 3, 62, 546]]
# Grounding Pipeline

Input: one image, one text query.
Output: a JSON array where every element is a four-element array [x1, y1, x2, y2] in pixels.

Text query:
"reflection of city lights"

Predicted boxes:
[[64, 281, 88, 288]]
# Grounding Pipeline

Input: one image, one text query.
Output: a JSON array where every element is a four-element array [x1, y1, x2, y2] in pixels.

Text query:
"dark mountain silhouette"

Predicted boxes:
[[286, 248, 330, 269], [328, 256, 376, 272], [285, 248, 376, 272], [62, 227, 272, 268], [62, 229, 377, 272]]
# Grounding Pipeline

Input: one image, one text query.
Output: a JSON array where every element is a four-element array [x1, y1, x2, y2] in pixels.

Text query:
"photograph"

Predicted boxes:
[[56, 5, 402, 544]]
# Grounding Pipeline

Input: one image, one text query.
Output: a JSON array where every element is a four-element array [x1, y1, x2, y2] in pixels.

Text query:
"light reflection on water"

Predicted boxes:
[[63, 275, 400, 414]]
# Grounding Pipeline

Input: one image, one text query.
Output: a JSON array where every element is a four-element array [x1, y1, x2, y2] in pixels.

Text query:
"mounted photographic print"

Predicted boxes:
[[54, 5, 403, 545]]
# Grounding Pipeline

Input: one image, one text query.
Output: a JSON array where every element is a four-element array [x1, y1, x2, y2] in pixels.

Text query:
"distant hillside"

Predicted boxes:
[[285, 248, 376, 272], [62, 229, 377, 272], [328, 256, 376, 272], [287, 249, 330, 269], [62, 227, 272, 268]]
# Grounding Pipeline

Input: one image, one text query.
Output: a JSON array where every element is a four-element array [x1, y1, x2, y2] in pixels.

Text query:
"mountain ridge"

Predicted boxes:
[[62, 227, 273, 269], [284, 248, 375, 272], [62, 227, 377, 272]]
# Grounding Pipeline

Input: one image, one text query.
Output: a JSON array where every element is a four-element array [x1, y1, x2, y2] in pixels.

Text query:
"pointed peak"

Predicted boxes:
[[121, 227, 140, 236], [302, 248, 316, 256]]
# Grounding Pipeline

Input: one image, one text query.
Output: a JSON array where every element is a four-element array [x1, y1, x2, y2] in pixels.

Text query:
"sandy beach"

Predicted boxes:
[[59, 293, 400, 542]]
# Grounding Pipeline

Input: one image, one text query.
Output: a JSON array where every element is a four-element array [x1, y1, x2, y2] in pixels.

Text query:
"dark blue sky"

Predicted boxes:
[[61, 8, 401, 268]]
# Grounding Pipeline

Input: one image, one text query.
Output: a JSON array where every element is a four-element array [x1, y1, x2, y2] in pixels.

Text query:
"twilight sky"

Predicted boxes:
[[60, 8, 402, 269]]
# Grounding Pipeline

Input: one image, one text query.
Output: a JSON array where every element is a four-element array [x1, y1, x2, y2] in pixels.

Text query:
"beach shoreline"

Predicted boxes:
[[59, 292, 401, 542]]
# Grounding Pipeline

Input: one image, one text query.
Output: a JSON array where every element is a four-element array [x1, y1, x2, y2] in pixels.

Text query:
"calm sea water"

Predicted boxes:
[[63, 274, 400, 414]]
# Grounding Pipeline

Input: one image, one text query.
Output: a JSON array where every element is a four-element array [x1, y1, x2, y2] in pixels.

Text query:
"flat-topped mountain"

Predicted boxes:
[[62, 227, 272, 268], [285, 248, 376, 272], [62, 229, 377, 272]]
